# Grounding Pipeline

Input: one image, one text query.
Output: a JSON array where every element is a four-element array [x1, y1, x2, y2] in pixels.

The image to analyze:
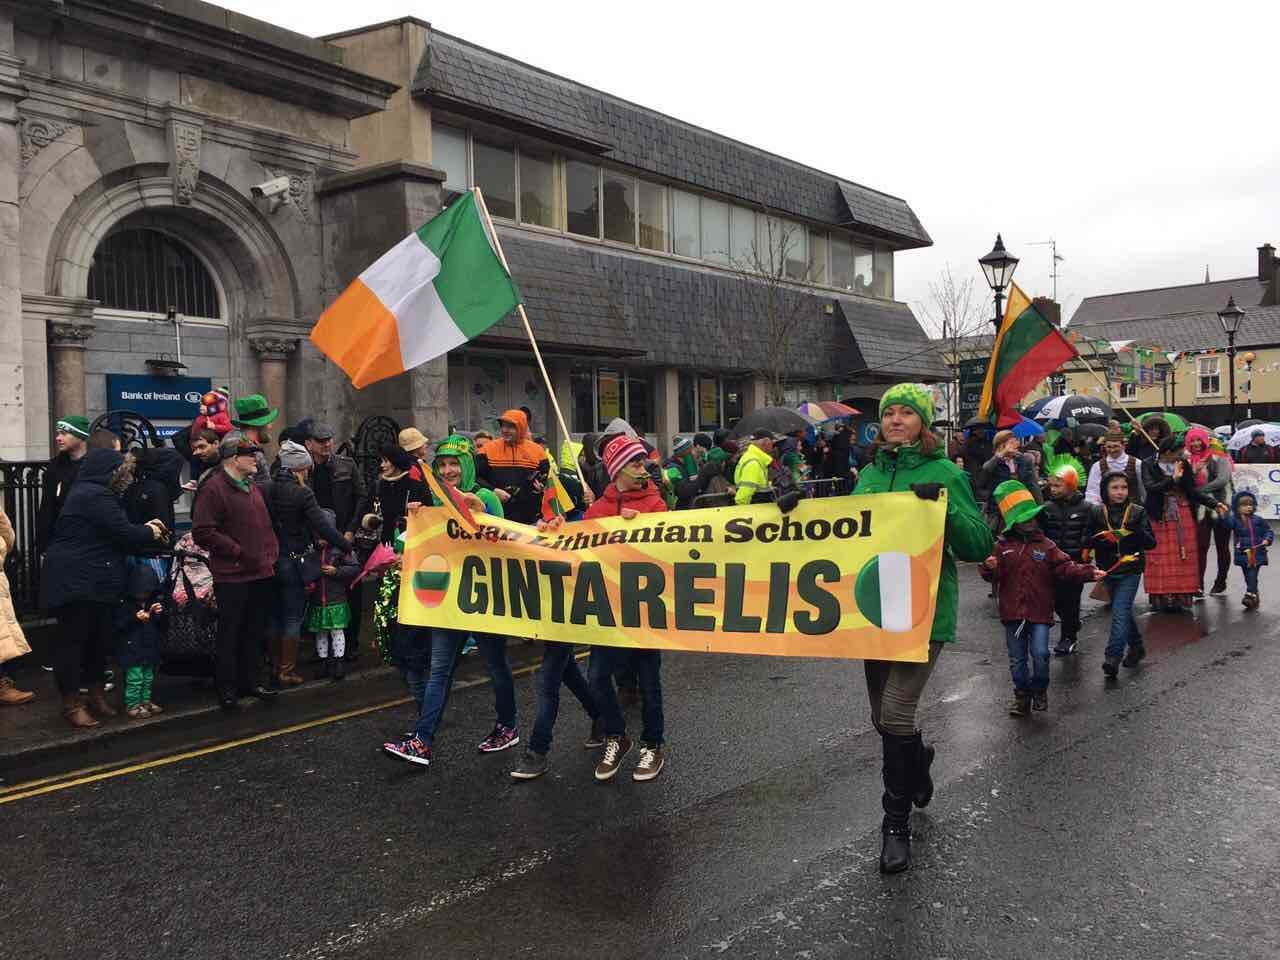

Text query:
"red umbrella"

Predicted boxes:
[[818, 401, 861, 418]]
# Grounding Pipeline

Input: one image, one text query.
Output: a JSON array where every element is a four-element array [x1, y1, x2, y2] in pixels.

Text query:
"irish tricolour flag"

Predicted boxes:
[[311, 191, 521, 388]]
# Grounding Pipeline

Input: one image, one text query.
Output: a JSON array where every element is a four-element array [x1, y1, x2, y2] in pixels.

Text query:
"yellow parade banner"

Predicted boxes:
[[399, 493, 946, 662]]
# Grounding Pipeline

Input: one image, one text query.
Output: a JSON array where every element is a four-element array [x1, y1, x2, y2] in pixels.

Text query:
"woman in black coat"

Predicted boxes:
[[40, 449, 166, 727], [267, 440, 347, 687], [124, 447, 186, 552]]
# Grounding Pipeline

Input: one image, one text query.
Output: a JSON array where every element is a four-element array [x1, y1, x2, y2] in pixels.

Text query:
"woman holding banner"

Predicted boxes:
[[852, 384, 993, 874]]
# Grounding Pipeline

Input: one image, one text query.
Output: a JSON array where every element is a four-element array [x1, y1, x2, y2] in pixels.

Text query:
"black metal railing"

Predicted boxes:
[[1, 461, 48, 618]]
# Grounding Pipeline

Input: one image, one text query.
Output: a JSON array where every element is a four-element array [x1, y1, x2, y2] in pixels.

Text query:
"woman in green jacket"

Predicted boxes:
[[853, 383, 993, 874]]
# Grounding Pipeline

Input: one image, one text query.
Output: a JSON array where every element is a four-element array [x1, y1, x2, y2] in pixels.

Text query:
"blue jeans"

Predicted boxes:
[[1243, 565, 1260, 594], [1005, 621, 1051, 692], [412, 630, 518, 746], [588, 646, 664, 745], [1106, 573, 1142, 659], [529, 642, 598, 755], [271, 557, 307, 636], [475, 634, 516, 728], [413, 629, 466, 747]]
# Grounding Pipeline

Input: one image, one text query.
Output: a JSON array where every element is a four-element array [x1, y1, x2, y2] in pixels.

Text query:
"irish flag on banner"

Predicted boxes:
[[977, 282, 1078, 426], [311, 191, 521, 389]]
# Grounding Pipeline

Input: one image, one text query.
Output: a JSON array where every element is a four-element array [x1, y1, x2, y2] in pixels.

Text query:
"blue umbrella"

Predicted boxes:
[[1012, 416, 1045, 440]]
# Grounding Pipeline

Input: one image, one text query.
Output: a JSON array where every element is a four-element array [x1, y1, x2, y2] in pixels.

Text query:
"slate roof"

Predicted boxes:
[[1069, 276, 1268, 326], [414, 31, 931, 249], [1070, 304, 1280, 353], [483, 229, 943, 382]]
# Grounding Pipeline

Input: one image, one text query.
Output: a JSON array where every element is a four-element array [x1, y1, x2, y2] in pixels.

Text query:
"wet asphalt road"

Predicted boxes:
[[2, 564, 1278, 960]]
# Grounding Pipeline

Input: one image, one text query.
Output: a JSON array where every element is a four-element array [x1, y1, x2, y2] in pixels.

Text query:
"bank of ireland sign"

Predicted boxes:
[[104, 374, 212, 420]]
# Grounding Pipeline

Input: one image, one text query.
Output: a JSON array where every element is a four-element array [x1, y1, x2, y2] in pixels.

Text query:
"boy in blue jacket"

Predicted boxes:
[[1219, 491, 1274, 609]]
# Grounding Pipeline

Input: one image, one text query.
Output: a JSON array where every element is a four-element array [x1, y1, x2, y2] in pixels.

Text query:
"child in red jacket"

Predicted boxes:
[[980, 480, 1103, 716]]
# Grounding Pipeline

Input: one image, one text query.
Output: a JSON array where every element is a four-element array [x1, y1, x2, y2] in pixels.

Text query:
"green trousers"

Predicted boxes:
[[124, 665, 156, 707]]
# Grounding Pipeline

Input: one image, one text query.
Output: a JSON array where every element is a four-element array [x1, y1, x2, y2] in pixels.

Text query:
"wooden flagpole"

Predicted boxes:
[[470, 186, 587, 486], [1071, 348, 1158, 451]]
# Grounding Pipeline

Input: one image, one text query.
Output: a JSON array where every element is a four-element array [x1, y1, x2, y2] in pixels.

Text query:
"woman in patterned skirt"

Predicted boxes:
[[1140, 437, 1227, 612]]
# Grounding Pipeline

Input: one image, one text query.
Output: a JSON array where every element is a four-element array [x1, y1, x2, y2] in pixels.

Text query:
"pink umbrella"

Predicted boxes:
[[353, 543, 398, 585], [818, 401, 861, 418]]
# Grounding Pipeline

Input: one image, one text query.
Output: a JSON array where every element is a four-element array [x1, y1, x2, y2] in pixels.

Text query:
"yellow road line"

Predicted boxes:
[[0, 650, 586, 805]]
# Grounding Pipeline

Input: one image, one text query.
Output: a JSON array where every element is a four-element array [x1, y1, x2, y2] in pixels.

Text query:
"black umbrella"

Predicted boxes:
[[728, 406, 815, 439], [963, 416, 994, 431], [1076, 423, 1107, 438], [1031, 395, 1112, 425]]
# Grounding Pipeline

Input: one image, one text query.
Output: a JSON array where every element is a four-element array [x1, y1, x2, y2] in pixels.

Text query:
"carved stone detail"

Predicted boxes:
[[47, 320, 96, 348], [249, 336, 298, 362], [167, 119, 203, 205], [266, 167, 315, 222], [20, 116, 73, 169]]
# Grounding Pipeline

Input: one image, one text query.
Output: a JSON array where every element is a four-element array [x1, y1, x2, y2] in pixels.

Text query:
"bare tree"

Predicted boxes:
[[727, 214, 815, 407], [918, 265, 991, 426]]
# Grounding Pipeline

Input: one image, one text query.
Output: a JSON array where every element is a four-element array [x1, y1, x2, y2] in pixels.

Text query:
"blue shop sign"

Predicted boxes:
[[105, 374, 212, 420]]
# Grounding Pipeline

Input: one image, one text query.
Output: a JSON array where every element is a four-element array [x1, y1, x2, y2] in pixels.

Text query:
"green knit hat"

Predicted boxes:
[[993, 479, 1044, 532], [879, 383, 935, 427], [56, 415, 90, 440]]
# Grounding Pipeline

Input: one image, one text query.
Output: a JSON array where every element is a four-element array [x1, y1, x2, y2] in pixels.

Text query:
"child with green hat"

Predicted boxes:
[[980, 479, 1104, 716]]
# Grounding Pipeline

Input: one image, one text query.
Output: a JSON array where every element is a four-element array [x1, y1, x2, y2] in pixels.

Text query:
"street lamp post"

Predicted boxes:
[[1218, 296, 1245, 433], [979, 234, 1020, 330], [1243, 351, 1255, 419]]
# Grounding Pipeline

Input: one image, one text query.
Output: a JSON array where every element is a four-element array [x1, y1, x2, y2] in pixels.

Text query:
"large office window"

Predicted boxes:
[[700, 198, 730, 264], [730, 206, 756, 266], [781, 220, 807, 281], [853, 241, 874, 294], [432, 123, 468, 203], [672, 190, 700, 258], [831, 236, 854, 290], [473, 139, 516, 220], [808, 230, 828, 285], [565, 160, 600, 238], [603, 172, 635, 243], [637, 180, 668, 252], [873, 246, 894, 298], [519, 148, 557, 229]]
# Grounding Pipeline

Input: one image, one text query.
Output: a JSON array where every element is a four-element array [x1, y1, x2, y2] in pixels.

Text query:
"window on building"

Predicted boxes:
[[626, 372, 652, 433], [807, 230, 828, 285], [432, 123, 468, 203], [519, 148, 557, 229], [602, 172, 635, 244], [730, 206, 756, 267], [1197, 357, 1222, 396], [724, 379, 745, 427], [781, 220, 807, 281], [565, 160, 600, 238], [700, 198, 730, 264], [873, 245, 894, 298], [88, 229, 222, 320], [1118, 381, 1138, 401], [570, 368, 596, 433], [672, 190, 700, 258], [637, 180, 668, 252], [830, 236, 854, 290], [472, 139, 516, 220], [853, 241, 874, 294]]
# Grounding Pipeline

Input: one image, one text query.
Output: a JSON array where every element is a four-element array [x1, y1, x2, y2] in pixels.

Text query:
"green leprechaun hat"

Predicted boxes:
[[993, 479, 1044, 533], [232, 393, 278, 428]]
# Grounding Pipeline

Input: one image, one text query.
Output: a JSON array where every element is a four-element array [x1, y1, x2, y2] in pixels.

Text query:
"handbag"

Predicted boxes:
[[299, 547, 324, 592], [162, 562, 218, 662], [353, 497, 383, 557], [1089, 579, 1111, 603]]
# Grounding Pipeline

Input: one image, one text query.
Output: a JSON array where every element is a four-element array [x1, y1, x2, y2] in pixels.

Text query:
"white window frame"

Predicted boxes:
[[435, 122, 900, 299], [1197, 356, 1223, 397]]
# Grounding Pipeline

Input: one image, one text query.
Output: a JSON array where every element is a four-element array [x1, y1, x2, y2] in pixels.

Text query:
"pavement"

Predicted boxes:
[[0, 561, 1277, 959]]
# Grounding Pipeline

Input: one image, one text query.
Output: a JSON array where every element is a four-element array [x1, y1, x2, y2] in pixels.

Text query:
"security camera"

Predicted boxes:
[[251, 177, 290, 200]]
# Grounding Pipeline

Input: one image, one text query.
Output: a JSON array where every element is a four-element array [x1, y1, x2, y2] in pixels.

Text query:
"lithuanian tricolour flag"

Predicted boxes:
[[978, 283, 1078, 426], [310, 191, 521, 389]]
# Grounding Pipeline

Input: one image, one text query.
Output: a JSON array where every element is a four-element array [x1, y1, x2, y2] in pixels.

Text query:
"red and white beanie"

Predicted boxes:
[[603, 434, 648, 481]]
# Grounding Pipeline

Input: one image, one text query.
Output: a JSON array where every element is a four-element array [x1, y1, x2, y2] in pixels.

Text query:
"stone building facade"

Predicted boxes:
[[0, 0, 402, 459]]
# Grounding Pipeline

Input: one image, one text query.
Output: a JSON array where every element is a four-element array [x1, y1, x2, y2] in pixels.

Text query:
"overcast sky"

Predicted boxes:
[[235, 1, 1280, 331]]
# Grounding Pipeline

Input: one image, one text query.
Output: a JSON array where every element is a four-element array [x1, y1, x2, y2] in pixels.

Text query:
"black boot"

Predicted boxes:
[[332, 656, 346, 681], [879, 733, 914, 874], [908, 731, 934, 809]]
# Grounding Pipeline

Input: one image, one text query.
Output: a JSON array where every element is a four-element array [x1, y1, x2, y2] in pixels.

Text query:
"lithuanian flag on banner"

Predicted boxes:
[[977, 283, 1078, 426]]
